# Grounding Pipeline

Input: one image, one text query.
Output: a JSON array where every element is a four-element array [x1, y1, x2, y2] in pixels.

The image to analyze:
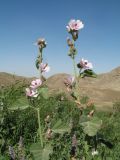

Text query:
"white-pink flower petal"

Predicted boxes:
[[68, 19, 84, 31], [30, 79, 42, 89], [64, 76, 75, 88], [25, 88, 38, 97], [66, 25, 71, 32], [39, 63, 50, 73], [79, 58, 93, 70], [84, 62, 93, 70], [67, 76, 75, 84]]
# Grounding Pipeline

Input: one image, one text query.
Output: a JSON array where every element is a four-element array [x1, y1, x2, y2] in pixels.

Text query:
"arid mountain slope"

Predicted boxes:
[[0, 72, 34, 86], [45, 67, 120, 108], [0, 67, 120, 108]]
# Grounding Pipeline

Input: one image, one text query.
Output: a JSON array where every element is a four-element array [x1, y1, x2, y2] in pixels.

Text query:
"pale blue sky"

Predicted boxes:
[[0, 0, 120, 77]]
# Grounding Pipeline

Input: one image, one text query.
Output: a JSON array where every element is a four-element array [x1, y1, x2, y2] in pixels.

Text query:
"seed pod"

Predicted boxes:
[[67, 37, 74, 47]]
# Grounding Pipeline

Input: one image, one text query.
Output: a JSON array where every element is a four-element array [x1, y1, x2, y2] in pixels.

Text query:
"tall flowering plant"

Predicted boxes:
[[66, 19, 97, 102], [25, 38, 50, 148], [24, 20, 102, 160], [64, 19, 102, 159]]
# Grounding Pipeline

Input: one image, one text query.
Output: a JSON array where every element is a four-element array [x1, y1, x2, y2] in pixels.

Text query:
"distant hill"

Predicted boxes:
[[0, 72, 34, 86], [0, 67, 120, 109], [45, 67, 120, 109]]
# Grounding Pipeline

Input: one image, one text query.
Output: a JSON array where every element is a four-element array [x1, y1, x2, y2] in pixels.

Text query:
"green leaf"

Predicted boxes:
[[80, 115, 90, 123], [9, 105, 30, 110], [52, 119, 70, 134], [30, 143, 52, 160], [81, 117, 102, 136], [0, 156, 9, 160], [35, 58, 40, 70], [71, 91, 79, 100], [80, 69, 97, 78], [38, 87, 49, 99]]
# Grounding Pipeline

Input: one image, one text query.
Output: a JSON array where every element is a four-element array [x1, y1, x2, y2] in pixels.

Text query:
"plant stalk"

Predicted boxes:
[[72, 58, 80, 102], [72, 58, 77, 79], [39, 47, 43, 79], [37, 108, 43, 148]]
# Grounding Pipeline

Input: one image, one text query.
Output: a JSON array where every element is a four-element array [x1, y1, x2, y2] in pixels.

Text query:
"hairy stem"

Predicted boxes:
[[39, 47, 43, 79], [72, 58, 77, 78]]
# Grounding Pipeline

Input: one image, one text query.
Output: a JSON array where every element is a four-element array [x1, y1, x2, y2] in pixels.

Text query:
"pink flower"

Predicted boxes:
[[64, 76, 75, 91], [39, 63, 50, 73], [79, 58, 93, 70], [25, 88, 38, 97], [66, 19, 84, 31], [67, 76, 75, 85], [30, 79, 42, 89]]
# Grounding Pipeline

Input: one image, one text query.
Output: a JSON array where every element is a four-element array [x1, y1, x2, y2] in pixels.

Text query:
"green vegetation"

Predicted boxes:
[[0, 83, 120, 160]]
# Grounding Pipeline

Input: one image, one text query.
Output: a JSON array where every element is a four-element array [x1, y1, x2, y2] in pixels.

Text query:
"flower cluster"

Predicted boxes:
[[35, 38, 50, 81], [67, 38, 77, 59], [26, 37, 51, 97], [9, 137, 26, 160], [66, 19, 84, 59], [26, 79, 42, 97]]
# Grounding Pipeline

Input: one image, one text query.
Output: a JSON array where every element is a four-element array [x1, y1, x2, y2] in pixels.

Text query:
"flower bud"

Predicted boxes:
[[72, 31, 78, 41], [67, 37, 74, 47], [37, 38, 47, 48], [45, 115, 50, 123]]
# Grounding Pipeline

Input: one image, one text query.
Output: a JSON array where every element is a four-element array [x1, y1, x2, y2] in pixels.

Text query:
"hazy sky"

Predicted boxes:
[[0, 0, 120, 77]]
